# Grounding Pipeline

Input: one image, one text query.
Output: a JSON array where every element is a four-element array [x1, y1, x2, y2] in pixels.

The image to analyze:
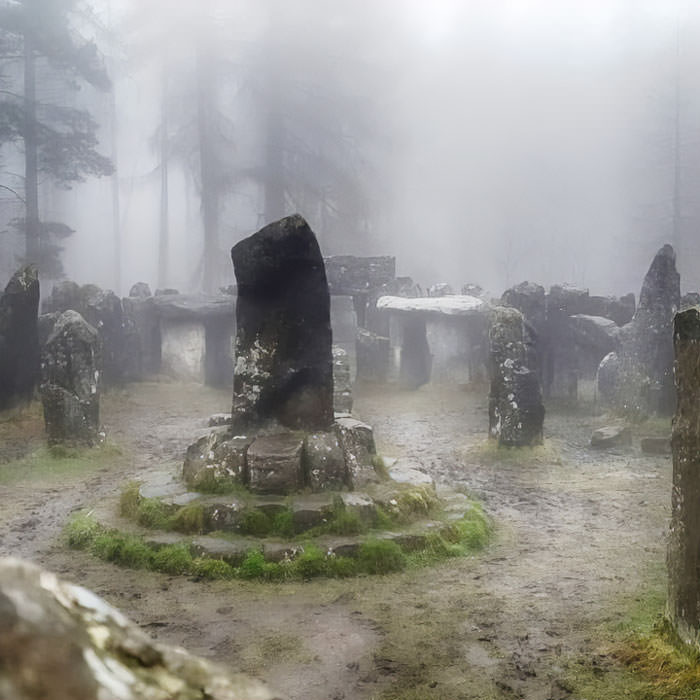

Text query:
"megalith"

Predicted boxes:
[[40, 310, 101, 445], [0, 265, 40, 411], [596, 244, 679, 415], [230, 214, 333, 431], [488, 306, 544, 447], [667, 307, 700, 647]]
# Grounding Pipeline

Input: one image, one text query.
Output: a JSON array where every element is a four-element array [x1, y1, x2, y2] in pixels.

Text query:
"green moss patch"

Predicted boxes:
[[65, 498, 492, 582]]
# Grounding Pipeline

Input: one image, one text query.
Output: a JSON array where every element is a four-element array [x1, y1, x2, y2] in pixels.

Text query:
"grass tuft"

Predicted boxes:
[[358, 538, 406, 574]]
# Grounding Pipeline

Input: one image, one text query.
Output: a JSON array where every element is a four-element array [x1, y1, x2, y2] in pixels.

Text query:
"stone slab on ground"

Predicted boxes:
[[590, 425, 632, 449], [388, 457, 435, 488]]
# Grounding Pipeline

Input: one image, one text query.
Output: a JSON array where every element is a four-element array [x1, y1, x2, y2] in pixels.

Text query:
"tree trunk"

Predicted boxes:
[[23, 34, 40, 266], [110, 77, 122, 294], [667, 307, 700, 647], [157, 76, 169, 290], [264, 104, 286, 224], [196, 43, 218, 294]]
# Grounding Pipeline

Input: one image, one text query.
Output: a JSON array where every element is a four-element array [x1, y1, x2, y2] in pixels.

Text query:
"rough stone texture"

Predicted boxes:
[[568, 314, 620, 379], [590, 425, 632, 449], [332, 346, 353, 414], [0, 265, 39, 411], [231, 215, 333, 431], [668, 307, 700, 647], [355, 329, 390, 383], [488, 306, 544, 447], [183, 430, 253, 491], [388, 457, 435, 488], [129, 281, 152, 298], [0, 557, 282, 700], [247, 433, 305, 494], [365, 276, 421, 337], [37, 311, 60, 347], [305, 431, 346, 491], [40, 310, 101, 446], [596, 245, 680, 416], [596, 351, 621, 406], [501, 281, 546, 335], [335, 417, 377, 489]]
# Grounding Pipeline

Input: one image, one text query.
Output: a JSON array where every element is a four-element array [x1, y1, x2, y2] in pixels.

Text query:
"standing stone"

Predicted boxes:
[[83, 289, 125, 386], [597, 245, 680, 416], [632, 244, 679, 414], [0, 266, 40, 411], [488, 306, 544, 447], [231, 215, 333, 431], [40, 310, 101, 446], [355, 328, 390, 382], [667, 308, 700, 647]]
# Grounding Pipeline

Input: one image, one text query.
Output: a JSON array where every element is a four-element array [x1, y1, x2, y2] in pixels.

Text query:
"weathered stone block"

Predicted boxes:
[[40, 310, 100, 446], [183, 429, 252, 491], [356, 329, 390, 382], [247, 433, 305, 494], [305, 431, 346, 491], [335, 417, 377, 489], [488, 306, 544, 447]]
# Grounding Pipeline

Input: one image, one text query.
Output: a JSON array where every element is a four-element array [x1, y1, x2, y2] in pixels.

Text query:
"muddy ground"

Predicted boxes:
[[0, 380, 671, 699]]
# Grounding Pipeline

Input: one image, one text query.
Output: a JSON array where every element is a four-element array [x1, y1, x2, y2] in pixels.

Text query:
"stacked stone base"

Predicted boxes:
[[184, 416, 378, 494]]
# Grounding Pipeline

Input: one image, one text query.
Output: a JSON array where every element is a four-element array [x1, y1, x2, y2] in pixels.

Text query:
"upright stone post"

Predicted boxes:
[[667, 307, 700, 646], [230, 214, 333, 431], [488, 306, 544, 447], [40, 310, 101, 446], [0, 265, 40, 411]]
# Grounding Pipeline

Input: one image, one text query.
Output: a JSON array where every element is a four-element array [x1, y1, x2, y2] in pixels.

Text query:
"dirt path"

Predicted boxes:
[[0, 381, 671, 699]]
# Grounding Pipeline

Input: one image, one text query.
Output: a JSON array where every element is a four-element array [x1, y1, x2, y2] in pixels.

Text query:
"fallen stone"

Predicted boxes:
[[590, 425, 632, 449], [247, 433, 305, 494], [0, 557, 282, 700]]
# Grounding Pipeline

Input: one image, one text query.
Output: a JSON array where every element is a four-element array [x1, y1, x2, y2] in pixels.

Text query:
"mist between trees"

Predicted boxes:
[[0, 0, 699, 298]]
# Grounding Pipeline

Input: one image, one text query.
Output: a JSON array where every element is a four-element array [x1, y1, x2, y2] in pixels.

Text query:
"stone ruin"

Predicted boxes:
[[40, 310, 101, 446], [0, 265, 39, 412], [488, 306, 544, 447]]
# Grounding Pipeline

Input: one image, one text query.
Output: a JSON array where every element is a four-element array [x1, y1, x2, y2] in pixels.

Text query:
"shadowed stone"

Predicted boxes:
[[0, 265, 39, 411], [40, 310, 100, 446], [183, 430, 253, 491], [231, 214, 333, 432]]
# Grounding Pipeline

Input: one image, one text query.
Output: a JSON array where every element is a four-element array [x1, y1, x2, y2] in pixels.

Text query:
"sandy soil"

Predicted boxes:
[[0, 380, 671, 700]]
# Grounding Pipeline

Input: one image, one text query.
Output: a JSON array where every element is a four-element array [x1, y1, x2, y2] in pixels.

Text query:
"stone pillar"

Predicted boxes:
[[231, 214, 333, 431], [40, 310, 101, 446], [667, 307, 700, 646], [488, 306, 544, 447], [0, 265, 40, 411]]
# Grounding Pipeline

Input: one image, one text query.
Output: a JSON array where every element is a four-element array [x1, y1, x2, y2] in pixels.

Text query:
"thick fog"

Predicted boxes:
[[1, 0, 699, 298]]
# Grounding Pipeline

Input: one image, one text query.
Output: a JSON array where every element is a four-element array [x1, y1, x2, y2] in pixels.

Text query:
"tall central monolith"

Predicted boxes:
[[231, 214, 333, 431]]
